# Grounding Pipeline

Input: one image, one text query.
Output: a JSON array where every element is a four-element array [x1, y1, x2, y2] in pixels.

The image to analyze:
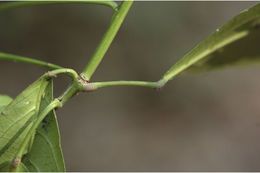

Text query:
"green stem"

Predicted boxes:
[[14, 99, 61, 160], [0, 1, 118, 12], [43, 68, 82, 105], [90, 80, 158, 90], [0, 52, 62, 69], [44, 68, 79, 82], [15, 1, 134, 112], [81, 1, 133, 80], [46, 69, 81, 105], [58, 82, 82, 105], [55, 1, 134, 107], [12, 69, 80, 165]]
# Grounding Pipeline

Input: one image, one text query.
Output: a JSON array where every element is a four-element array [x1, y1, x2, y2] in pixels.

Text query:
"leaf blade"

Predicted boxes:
[[0, 77, 49, 166], [22, 81, 65, 172], [161, 3, 260, 83], [0, 95, 12, 107], [0, 95, 12, 113]]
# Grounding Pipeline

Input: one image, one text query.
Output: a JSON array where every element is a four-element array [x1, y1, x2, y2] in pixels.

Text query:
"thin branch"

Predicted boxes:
[[44, 69, 82, 105], [82, 80, 160, 91], [81, 1, 133, 80], [45, 68, 79, 82], [58, 82, 81, 105], [0, 52, 63, 69], [55, 1, 134, 107], [0, 1, 118, 12]]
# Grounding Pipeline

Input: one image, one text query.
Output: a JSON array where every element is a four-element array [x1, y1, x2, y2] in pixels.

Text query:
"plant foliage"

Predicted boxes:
[[161, 3, 260, 83], [0, 1, 260, 172]]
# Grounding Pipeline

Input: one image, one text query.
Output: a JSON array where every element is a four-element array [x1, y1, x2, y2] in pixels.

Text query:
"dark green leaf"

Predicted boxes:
[[161, 3, 260, 83], [0, 77, 49, 167], [22, 81, 65, 172]]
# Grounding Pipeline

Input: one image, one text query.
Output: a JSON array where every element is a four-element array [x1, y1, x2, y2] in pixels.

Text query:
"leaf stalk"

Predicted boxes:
[[91, 80, 158, 90]]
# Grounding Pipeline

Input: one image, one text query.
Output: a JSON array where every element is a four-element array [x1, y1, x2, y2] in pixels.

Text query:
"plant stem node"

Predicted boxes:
[[80, 73, 89, 83], [78, 75, 96, 92], [12, 158, 21, 168], [155, 80, 165, 90], [47, 71, 57, 78], [54, 98, 63, 108], [82, 83, 96, 92]]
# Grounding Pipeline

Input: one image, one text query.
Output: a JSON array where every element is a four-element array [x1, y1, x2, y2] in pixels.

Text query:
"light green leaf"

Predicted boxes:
[[0, 95, 12, 107], [0, 76, 49, 167], [161, 3, 260, 83], [22, 80, 65, 172], [0, 95, 12, 113]]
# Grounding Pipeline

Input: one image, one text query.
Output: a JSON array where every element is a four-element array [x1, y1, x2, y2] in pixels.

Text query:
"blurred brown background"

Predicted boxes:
[[0, 1, 260, 171]]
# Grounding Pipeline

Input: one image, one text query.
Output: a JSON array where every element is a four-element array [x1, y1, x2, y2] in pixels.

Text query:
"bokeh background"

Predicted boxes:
[[0, 1, 260, 171]]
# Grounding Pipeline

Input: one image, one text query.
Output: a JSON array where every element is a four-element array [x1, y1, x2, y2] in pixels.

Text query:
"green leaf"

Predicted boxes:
[[0, 95, 12, 107], [0, 95, 12, 113], [22, 81, 65, 172], [0, 76, 49, 167], [161, 3, 260, 83]]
